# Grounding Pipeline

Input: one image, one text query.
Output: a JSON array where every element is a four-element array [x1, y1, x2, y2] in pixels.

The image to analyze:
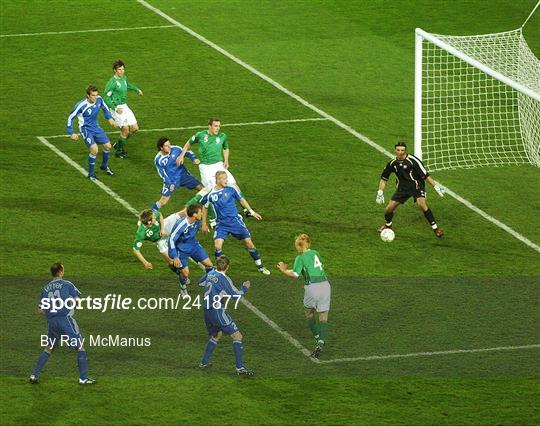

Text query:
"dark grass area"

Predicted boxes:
[[1, 0, 539, 423]]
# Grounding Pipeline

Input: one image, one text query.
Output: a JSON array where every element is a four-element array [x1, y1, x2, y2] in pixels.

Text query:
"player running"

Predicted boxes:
[[376, 142, 446, 237], [199, 255, 254, 376], [30, 263, 95, 385], [151, 137, 208, 211], [66, 85, 116, 181], [200, 171, 270, 275], [278, 234, 331, 358], [168, 203, 213, 296], [178, 118, 246, 228], [103, 59, 143, 158]]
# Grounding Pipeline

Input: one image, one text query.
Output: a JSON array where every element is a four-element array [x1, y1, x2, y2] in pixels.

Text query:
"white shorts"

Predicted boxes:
[[156, 213, 181, 253], [199, 162, 237, 189], [303, 281, 331, 312], [112, 103, 137, 127]]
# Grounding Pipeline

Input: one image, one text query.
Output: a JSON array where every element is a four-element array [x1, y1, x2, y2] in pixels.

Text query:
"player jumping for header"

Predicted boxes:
[[177, 118, 248, 228], [151, 136, 208, 211], [200, 171, 270, 275], [376, 141, 446, 237], [168, 203, 214, 296]]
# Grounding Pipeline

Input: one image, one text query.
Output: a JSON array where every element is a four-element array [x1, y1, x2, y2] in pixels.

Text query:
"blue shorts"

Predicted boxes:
[[80, 127, 110, 148], [161, 173, 201, 197], [178, 242, 209, 269], [214, 215, 251, 240], [204, 309, 239, 336], [47, 316, 82, 348]]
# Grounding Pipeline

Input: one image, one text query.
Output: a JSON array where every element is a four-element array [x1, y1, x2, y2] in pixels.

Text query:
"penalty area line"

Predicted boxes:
[[43, 117, 329, 139], [35, 135, 316, 362], [318, 343, 540, 364], [36, 137, 138, 216], [0, 25, 176, 38], [137, 0, 540, 254]]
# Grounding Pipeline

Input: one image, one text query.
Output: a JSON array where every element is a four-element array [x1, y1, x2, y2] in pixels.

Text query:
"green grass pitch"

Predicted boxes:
[[1, 0, 539, 424]]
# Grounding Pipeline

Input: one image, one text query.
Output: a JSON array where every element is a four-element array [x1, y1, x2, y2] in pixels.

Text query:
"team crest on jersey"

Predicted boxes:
[[403, 165, 408, 169], [216, 137, 220, 143]]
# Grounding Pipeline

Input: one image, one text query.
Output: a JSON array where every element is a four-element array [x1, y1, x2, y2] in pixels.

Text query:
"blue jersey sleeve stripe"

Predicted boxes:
[[66, 100, 86, 132]]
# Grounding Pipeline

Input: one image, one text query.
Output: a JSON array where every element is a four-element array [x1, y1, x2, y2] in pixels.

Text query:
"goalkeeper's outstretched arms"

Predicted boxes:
[[426, 176, 446, 197]]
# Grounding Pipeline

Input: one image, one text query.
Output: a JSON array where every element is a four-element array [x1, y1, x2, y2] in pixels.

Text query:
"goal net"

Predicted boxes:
[[414, 27, 540, 171]]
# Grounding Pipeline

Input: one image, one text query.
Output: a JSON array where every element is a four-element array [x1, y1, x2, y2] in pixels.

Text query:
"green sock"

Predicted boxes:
[[185, 194, 202, 206], [116, 136, 127, 152], [209, 204, 217, 223], [307, 317, 319, 339], [318, 322, 328, 346]]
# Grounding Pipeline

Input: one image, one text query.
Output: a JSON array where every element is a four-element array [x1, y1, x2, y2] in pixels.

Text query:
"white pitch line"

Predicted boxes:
[[318, 344, 540, 364], [44, 117, 328, 139], [0, 25, 176, 38], [137, 0, 540, 254], [36, 135, 315, 362], [241, 299, 317, 362], [36, 137, 138, 215]]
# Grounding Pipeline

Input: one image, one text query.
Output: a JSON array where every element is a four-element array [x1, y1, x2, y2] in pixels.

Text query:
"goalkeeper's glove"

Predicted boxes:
[[434, 184, 446, 197], [376, 190, 385, 204]]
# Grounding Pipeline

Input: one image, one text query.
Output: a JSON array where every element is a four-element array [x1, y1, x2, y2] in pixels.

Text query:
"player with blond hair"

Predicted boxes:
[[277, 234, 331, 358]]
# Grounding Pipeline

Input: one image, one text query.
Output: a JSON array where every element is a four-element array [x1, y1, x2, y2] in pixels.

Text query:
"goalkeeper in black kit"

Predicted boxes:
[[376, 142, 446, 237]]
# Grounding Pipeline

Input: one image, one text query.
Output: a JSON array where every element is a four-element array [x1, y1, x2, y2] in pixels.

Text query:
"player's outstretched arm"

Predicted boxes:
[[201, 206, 209, 233], [277, 262, 298, 279], [426, 176, 446, 197], [376, 179, 386, 204], [177, 141, 192, 165], [159, 214, 165, 237], [223, 148, 230, 169], [132, 248, 153, 270], [239, 198, 261, 220]]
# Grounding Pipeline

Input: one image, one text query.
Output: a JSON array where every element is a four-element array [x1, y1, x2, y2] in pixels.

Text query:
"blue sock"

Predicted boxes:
[[151, 201, 161, 211], [233, 340, 244, 369], [77, 350, 88, 380], [201, 337, 218, 365], [215, 249, 223, 258], [248, 248, 263, 268], [32, 350, 51, 377], [100, 150, 110, 169], [88, 154, 96, 176]]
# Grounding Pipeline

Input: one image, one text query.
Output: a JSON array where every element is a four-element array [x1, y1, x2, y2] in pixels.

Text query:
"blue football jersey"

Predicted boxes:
[[203, 270, 248, 314], [66, 96, 112, 134], [201, 186, 243, 223], [39, 279, 81, 319], [168, 216, 201, 258], [154, 146, 196, 185]]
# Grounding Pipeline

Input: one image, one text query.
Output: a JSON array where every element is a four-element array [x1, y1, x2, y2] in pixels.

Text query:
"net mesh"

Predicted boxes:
[[419, 29, 540, 171]]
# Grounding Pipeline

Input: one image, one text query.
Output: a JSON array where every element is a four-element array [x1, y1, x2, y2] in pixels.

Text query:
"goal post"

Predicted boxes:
[[414, 27, 540, 171]]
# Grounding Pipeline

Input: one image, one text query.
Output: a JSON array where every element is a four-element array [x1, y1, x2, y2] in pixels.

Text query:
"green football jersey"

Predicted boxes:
[[293, 249, 328, 285], [133, 211, 161, 250], [103, 75, 141, 110], [189, 130, 229, 165]]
